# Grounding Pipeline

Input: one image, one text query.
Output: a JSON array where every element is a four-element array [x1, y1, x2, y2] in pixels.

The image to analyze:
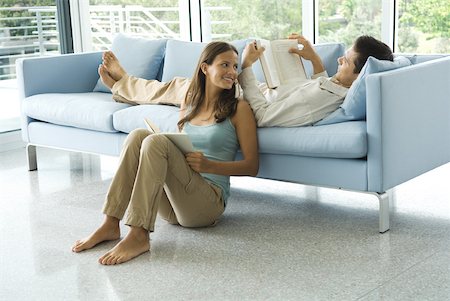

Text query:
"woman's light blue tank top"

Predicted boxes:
[[184, 118, 238, 204]]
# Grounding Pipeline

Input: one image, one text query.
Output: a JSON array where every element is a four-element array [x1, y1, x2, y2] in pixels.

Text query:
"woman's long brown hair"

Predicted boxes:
[[177, 42, 239, 131]]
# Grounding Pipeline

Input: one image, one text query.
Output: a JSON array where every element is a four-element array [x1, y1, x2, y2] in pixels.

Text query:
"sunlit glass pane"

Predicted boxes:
[[201, 0, 302, 42], [397, 0, 450, 53], [88, 0, 184, 50], [317, 0, 382, 47]]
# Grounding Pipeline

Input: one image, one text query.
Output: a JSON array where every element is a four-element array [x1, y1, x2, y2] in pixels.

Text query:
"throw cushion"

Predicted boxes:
[[93, 34, 167, 93], [315, 55, 411, 125], [161, 40, 206, 82], [161, 39, 249, 82]]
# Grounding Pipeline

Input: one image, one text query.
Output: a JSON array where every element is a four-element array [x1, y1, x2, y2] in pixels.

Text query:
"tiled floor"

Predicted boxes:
[[0, 79, 21, 132], [1, 147, 450, 300]]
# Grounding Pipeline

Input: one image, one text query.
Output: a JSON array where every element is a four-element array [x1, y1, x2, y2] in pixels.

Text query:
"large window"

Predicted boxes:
[[317, 0, 382, 46], [0, 1, 59, 133], [397, 0, 450, 53], [1, 0, 449, 140], [85, 0, 187, 51], [201, 0, 302, 42]]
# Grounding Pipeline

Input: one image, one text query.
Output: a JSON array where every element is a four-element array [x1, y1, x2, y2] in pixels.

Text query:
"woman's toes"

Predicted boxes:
[[115, 256, 124, 265], [107, 256, 117, 265], [71, 241, 79, 252], [98, 253, 109, 264]]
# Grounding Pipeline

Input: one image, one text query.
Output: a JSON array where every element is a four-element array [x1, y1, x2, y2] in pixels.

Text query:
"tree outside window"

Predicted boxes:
[[397, 0, 450, 53]]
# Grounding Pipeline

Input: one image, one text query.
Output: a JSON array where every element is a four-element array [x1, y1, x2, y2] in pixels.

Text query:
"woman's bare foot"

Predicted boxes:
[[102, 51, 126, 81], [72, 216, 120, 253], [98, 64, 116, 89], [98, 226, 150, 265]]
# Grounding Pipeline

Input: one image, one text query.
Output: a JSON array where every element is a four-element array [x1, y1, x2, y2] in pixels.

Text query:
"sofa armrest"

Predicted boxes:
[[16, 52, 102, 99], [366, 56, 450, 192], [16, 51, 103, 142]]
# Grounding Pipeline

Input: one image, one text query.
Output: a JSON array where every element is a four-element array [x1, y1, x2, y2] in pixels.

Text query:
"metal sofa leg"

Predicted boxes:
[[26, 144, 37, 171], [374, 192, 390, 233]]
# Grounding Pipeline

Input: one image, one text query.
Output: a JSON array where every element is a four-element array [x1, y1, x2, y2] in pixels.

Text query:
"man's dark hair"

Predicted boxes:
[[353, 35, 394, 73]]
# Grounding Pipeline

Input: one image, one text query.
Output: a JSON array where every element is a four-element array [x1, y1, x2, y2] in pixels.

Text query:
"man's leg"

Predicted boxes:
[[102, 51, 126, 81], [101, 50, 189, 106], [98, 64, 117, 89]]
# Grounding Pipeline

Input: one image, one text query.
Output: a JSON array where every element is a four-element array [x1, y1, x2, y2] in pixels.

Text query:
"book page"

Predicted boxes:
[[164, 133, 194, 154], [257, 39, 281, 88], [144, 118, 194, 154], [270, 39, 307, 85], [144, 118, 161, 133]]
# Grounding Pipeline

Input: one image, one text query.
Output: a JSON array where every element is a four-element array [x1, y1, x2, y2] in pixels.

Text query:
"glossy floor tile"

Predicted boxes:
[[1, 147, 450, 300]]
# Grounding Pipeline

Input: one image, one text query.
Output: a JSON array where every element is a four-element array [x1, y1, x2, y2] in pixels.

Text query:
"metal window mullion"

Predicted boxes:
[[179, 0, 192, 41], [190, 0, 202, 42], [68, 0, 92, 52], [302, 0, 317, 44], [56, 0, 74, 54], [381, 0, 397, 52]]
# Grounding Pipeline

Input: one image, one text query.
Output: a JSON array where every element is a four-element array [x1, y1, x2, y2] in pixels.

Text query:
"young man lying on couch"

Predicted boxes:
[[99, 34, 393, 127]]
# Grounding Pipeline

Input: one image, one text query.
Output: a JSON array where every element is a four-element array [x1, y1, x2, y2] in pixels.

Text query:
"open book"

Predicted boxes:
[[256, 39, 307, 88], [144, 118, 194, 154]]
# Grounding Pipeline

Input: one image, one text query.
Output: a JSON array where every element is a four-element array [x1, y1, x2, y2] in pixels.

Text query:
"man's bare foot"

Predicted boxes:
[[98, 226, 150, 265], [72, 216, 120, 253], [98, 64, 116, 89], [102, 51, 126, 81]]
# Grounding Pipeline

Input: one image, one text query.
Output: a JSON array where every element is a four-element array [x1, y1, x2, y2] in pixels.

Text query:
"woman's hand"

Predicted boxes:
[[185, 152, 210, 173]]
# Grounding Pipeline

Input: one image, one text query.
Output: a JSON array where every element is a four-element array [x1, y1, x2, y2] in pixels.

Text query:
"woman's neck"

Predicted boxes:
[[204, 81, 221, 107]]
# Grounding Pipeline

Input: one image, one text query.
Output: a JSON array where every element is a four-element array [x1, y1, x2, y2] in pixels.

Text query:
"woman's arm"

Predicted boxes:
[[185, 99, 259, 177]]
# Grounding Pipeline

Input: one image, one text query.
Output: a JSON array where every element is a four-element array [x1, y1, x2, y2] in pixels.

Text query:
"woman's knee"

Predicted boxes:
[[125, 128, 151, 146], [141, 133, 169, 153]]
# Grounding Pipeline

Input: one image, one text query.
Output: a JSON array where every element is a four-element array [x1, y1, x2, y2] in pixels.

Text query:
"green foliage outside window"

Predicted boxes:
[[204, 0, 302, 41], [1, 0, 449, 53], [318, 0, 382, 47], [0, 0, 55, 36], [398, 0, 450, 53]]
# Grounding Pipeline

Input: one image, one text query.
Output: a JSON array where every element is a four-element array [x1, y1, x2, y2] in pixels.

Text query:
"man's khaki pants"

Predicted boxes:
[[102, 129, 224, 232]]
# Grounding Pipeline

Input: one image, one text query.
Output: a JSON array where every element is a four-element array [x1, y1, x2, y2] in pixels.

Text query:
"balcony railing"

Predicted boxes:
[[88, 5, 183, 50], [0, 5, 231, 81], [0, 6, 60, 80]]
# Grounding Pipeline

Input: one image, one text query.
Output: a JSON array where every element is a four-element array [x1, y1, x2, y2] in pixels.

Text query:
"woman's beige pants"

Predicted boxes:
[[102, 129, 224, 232]]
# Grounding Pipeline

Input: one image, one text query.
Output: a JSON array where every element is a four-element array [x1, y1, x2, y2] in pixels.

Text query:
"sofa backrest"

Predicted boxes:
[[160, 39, 345, 83], [396, 53, 449, 65]]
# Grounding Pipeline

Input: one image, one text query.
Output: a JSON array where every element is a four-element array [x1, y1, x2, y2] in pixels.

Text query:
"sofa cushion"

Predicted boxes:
[[113, 104, 180, 134], [257, 121, 367, 158], [115, 104, 366, 158], [315, 56, 411, 126], [161, 39, 249, 82], [23, 93, 130, 132], [93, 34, 167, 93]]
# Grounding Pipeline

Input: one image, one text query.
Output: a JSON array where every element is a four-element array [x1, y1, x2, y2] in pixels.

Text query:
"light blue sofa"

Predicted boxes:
[[16, 37, 450, 233]]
